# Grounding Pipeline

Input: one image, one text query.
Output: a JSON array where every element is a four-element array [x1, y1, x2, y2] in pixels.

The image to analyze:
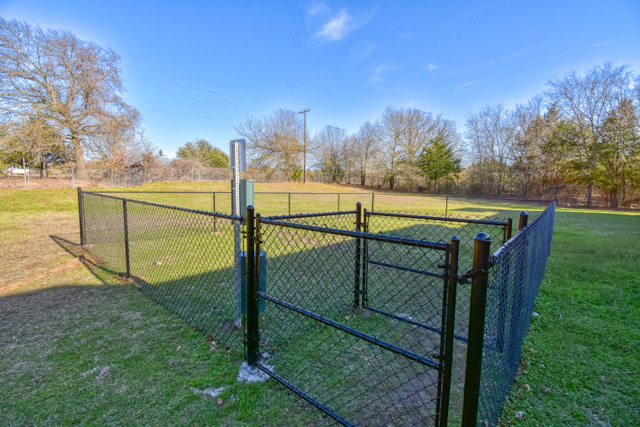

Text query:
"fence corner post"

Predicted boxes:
[[462, 232, 492, 427], [77, 187, 86, 246], [246, 205, 259, 367], [354, 202, 363, 308]]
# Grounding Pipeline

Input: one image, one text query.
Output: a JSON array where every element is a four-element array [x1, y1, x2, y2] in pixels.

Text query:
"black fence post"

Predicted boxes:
[[445, 196, 449, 217], [462, 232, 492, 427], [212, 192, 217, 233], [246, 205, 259, 366], [371, 192, 375, 211], [77, 187, 86, 246], [505, 217, 513, 242], [362, 208, 370, 308], [123, 200, 131, 278], [354, 203, 363, 308], [518, 211, 529, 230], [436, 235, 460, 427]]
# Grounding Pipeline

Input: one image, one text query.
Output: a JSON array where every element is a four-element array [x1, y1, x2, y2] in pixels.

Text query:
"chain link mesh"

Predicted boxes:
[[365, 212, 511, 343], [82, 191, 245, 351], [477, 202, 555, 425], [80, 190, 554, 426], [255, 214, 451, 426]]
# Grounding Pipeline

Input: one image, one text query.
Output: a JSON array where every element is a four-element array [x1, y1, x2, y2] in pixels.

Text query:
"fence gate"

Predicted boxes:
[[243, 205, 460, 426]]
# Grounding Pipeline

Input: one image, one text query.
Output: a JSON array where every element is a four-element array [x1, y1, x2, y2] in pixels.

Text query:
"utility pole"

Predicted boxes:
[[299, 108, 310, 183]]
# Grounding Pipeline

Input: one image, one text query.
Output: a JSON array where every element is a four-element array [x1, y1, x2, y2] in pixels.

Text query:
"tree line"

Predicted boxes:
[[1, 18, 638, 208], [236, 62, 639, 208]]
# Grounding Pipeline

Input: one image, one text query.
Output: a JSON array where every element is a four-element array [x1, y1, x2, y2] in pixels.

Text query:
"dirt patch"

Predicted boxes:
[[0, 257, 84, 296]]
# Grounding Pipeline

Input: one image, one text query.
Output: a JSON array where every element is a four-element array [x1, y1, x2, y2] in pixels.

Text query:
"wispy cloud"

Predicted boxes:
[[308, 3, 379, 41], [367, 63, 399, 85], [424, 63, 438, 72], [315, 9, 353, 40], [592, 41, 612, 48], [460, 81, 476, 88]]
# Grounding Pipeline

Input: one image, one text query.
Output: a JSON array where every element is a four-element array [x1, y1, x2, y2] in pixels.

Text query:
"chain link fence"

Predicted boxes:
[[81, 190, 246, 352], [473, 201, 556, 425], [78, 188, 555, 426]]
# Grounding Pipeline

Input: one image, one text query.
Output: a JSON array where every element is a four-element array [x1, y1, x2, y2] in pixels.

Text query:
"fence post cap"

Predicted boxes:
[[474, 232, 491, 242], [451, 235, 460, 242], [520, 211, 528, 216]]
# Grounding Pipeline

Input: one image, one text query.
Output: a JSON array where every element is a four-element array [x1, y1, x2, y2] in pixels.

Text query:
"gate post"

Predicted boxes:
[[77, 187, 86, 246], [462, 232, 492, 427], [246, 205, 259, 366], [354, 203, 362, 308], [518, 211, 529, 231], [436, 235, 460, 427]]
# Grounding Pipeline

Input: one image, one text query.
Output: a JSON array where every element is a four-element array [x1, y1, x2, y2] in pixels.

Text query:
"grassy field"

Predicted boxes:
[[1, 181, 638, 425]]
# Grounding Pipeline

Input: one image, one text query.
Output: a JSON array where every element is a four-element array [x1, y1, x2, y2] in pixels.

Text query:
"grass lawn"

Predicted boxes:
[[0, 181, 638, 425]]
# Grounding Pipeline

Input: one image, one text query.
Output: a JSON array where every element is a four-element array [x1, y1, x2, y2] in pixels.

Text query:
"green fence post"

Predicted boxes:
[[462, 232, 492, 427], [354, 203, 362, 308], [246, 205, 259, 366]]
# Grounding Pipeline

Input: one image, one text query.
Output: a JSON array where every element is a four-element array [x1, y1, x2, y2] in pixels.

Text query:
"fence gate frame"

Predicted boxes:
[[243, 203, 461, 426]]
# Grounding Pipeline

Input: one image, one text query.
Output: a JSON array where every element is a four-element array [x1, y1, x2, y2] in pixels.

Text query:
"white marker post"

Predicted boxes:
[[230, 139, 247, 327]]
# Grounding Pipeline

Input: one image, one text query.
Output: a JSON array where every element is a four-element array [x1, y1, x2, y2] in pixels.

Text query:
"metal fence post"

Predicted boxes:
[[354, 203, 362, 308], [371, 192, 375, 211], [123, 200, 131, 278], [518, 211, 529, 230], [246, 205, 259, 366], [212, 192, 217, 233], [436, 235, 460, 427], [462, 232, 492, 427], [77, 187, 86, 246], [505, 217, 513, 242]]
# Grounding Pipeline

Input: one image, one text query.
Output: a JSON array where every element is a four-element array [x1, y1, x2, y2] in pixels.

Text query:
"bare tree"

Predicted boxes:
[[0, 18, 139, 178], [352, 120, 379, 186], [465, 104, 515, 193], [377, 107, 404, 189], [313, 125, 348, 182], [235, 109, 304, 179], [547, 62, 633, 206]]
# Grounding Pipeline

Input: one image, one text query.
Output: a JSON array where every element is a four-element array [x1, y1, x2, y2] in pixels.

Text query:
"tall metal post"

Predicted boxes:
[[462, 232, 492, 427], [299, 108, 310, 183], [232, 141, 243, 327], [246, 205, 259, 366], [353, 203, 362, 308], [77, 187, 86, 246], [123, 200, 131, 278], [371, 192, 375, 211], [436, 236, 460, 427]]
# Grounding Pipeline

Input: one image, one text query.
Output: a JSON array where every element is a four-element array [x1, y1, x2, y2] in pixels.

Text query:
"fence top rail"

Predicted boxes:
[[491, 200, 555, 260], [88, 190, 230, 194], [258, 215, 450, 250], [263, 210, 357, 221], [366, 210, 510, 227], [82, 190, 242, 221]]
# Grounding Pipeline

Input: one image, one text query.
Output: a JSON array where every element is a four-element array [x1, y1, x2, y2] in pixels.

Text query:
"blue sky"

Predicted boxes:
[[1, 0, 639, 159]]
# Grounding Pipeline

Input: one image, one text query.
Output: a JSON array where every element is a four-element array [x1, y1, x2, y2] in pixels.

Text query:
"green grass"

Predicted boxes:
[[1, 182, 638, 425]]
